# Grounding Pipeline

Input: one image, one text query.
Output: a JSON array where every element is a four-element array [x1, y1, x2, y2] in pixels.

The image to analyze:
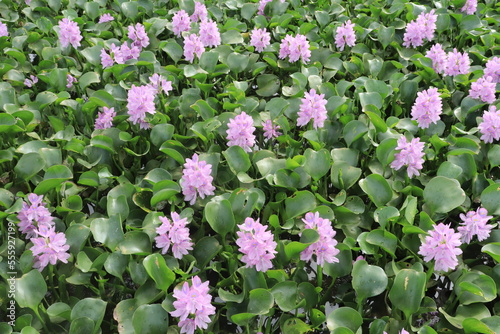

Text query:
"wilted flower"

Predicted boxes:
[[236, 218, 277, 272], [126, 85, 156, 129], [484, 57, 500, 83], [155, 213, 193, 259], [335, 20, 356, 51], [0, 22, 8, 37], [66, 74, 77, 89], [58, 18, 83, 49], [458, 208, 494, 244], [170, 276, 216, 334], [279, 34, 311, 64], [262, 119, 281, 140], [191, 1, 208, 22], [183, 34, 205, 63], [418, 223, 462, 272], [411, 87, 443, 128], [30, 225, 70, 271], [300, 212, 340, 266], [226, 112, 256, 152], [180, 153, 216, 204], [478, 106, 500, 143], [444, 49, 470, 76], [390, 137, 425, 178], [469, 76, 496, 104], [250, 28, 271, 53], [128, 23, 149, 48], [94, 107, 116, 130], [172, 10, 192, 37], [148, 73, 173, 95], [98, 13, 114, 23], [461, 0, 477, 15], [426, 43, 448, 74], [297, 89, 328, 129], [199, 19, 221, 48], [17, 194, 54, 239]]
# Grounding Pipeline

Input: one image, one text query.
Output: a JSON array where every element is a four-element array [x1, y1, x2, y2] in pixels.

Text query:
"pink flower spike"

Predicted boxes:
[[58, 18, 83, 49], [183, 34, 205, 63], [335, 20, 356, 51], [297, 89, 328, 129], [180, 153, 216, 205], [126, 85, 156, 128], [250, 28, 271, 53], [191, 2, 208, 22], [411, 87, 443, 129], [484, 57, 500, 83], [478, 106, 500, 143], [0, 22, 8, 37], [300, 212, 340, 266], [172, 10, 192, 37], [262, 119, 281, 140], [199, 19, 221, 48], [128, 23, 149, 48], [469, 76, 496, 104], [98, 13, 114, 23], [236, 218, 277, 272], [390, 137, 425, 178], [95, 107, 116, 130], [30, 225, 70, 271], [445, 49, 470, 76], [461, 0, 477, 15], [17, 194, 55, 239], [458, 207, 494, 244], [418, 223, 462, 272], [226, 112, 256, 152], [155, 212, 193, 259]]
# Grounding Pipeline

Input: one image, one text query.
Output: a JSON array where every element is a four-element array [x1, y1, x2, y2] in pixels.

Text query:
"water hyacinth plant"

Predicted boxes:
[[0, 0, 500, 333]]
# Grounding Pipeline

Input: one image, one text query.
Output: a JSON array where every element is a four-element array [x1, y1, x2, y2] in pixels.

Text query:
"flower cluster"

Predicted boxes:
[[279, 34, 311, 64], [390, 137, 425, 178], [335, 20, 356, 51], [155, 213, 193, 259], [411, 87, 443, 128], [297, 89, 328, 129], [172, 10, 191, 37], [180, 153, 216, 204], [66, 74, 77, 89], [250, 28, 271, 53], [478, 106, 500, 143], [461, 0, 477, 15], [300, 212, 340, 266], [226, 112, 256, 152], [199, 19, 221, 48], [426, 44, 448, 74], [17, 194, 70, 271], [58, 18, 83, 49], [403, 10, 437, 48], [100, 43, 141, 68], [236, 218, 277, 272], [458, 208, 494, 244], [418, 223, 462, 272], [469, 76, 496, 104], [98, 13, 114, 23], [191, 1, 208, 22], [170, 276, 216, 334], [24, 75, 38, 88], [183, 34, 205, 63], [148, 73, 173, 95], [126, 85, 156, 129], [94, 107, 116, 130], [262, 119, 281, 140], [484, 57, 500, 83], [0, 22, 8, 37], [426, 45, 471, 76], [128, 23, 149, 48]]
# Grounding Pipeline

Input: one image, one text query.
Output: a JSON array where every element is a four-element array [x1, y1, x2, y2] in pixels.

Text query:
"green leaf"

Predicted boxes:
[[143, 254, 175, 291], [119, 232, 152, 255], [303, 148, 331, 180], [132, 304, 169, 334], [247, 288, 274, 315], [70, 317, 95, 334], [79, 72, 100, 90], [282, 318, 312, 334], [34, 164, 73, 194], [456, 272, 497, 305], [330, 162, 362, 190], [285, 190, 316, 219], [204, 199, 236, 237], [256, 74, 280, 97], [326, 307, 363, 333], [47, 302, 71, 323], [193, 236, 222, 268], [352, 260, 388, 302], [359, 174, 393, 207], [366, 229, 397, 256], [15, 270, 47, 310], [482, 243, 500, 263], [481, 184, 500, 215], [388, 269, 426, 319], [324, 243, 353, 278], [343, 120, 368, 147], [90, 216, 124, 250], [423, 176, 466, 214], [14, 152, 45, 180], [223, 146, 251, 174], [226, 53, 249, 73], [71, 298, 107, 333], [359, 92, 383, 110], [271, 281, 298, 312], [378, 26, 395, 49], [121, 1, 139, 18]]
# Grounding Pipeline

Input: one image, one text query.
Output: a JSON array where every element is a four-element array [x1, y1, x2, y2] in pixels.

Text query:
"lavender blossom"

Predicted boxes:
[[297, 89, 328, 129], [300, 212, 340, 266], [94, 107, 116, 130], [24, 75, 38, 88], [170, 276, 216, 334], [236, 218, 277, 272], [127, 85, 156, 128], [403, 10, 437, 48], [191, 2, 208, 22], [183, 34, 205, 63], [469, 76, 496, 104], [478, 106, 500, 143], [66, 74, 77, 89], [390, 137, 425, 178], [250, 28, 271, 53], [128, 23, 149, 48], [258, 0, 272, 15], [0, 22, 8, 37], [172, 10, 191, 37], [199, 19, 221, 48], [180, 153, 216, 205], [335, 20, 356, 51], [426, 43, 448, 74], [100, 48, 114, 68], [148, 74, 173, 95], [226, 112, 256, 152], [461, 0, 477, 15], [30, 225, 71, 271], [17, 194, 54, 239], [416, 10, 437, 41], [279, 34, 311, 64], [484, 57, 500, 83], [444, 49, 470, 76], [411, 87, 443, 129], [262, 119, 281, 140], [458, 208, 494, 244], [98, 14, 114, 23], [155, 213, 193, 259], [418, 223, 462, 272], [58, 18, 83, 49]]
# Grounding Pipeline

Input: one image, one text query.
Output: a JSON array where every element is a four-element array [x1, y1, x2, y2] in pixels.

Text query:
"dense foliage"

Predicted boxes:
[[1, 0, 500, 333]]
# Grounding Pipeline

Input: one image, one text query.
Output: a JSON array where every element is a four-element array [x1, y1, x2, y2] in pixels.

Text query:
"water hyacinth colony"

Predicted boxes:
[[0, 0, 500, 333]]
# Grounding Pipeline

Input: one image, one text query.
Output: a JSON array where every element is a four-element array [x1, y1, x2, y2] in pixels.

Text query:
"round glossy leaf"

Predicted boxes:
[[304, 148, 331, 180], [247, 288, 274, 315], [90, 216, 124, 250], [481, 184, 500, 215], [352, 260, 388, 301], [132, 304, 169, 334], [271, 281, 298, 312], [223, 145, 251, 174], [71, 298, 107, 332], [456, 272, 497, 305], [104, 252, 129, 279], [359, 174, 393, 207], [330, 162, 362, 190], [324, 243, 353, 278], [281, 318, 312, 334], [143, 254, 175, 291], [256, 74, 280, 97], [285, 190, 316, 220], [326, 307, 362, 332], [47, 302, 71, 323], [482, 243, 500, 263], [69, 317, 95, 334], [65, 224, 91, 255], [366, 229, 397, 257], [14, 152, 44, 180], [118, 232, 152, 255], [343, 120, 368, 147], [193, 236, 222, 269], [388, 269, 426, 319], [462, 318, 495, 334], [423, 176, 466, 214], [204, 199, 235, 237], [15, 270, 47, 310]]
